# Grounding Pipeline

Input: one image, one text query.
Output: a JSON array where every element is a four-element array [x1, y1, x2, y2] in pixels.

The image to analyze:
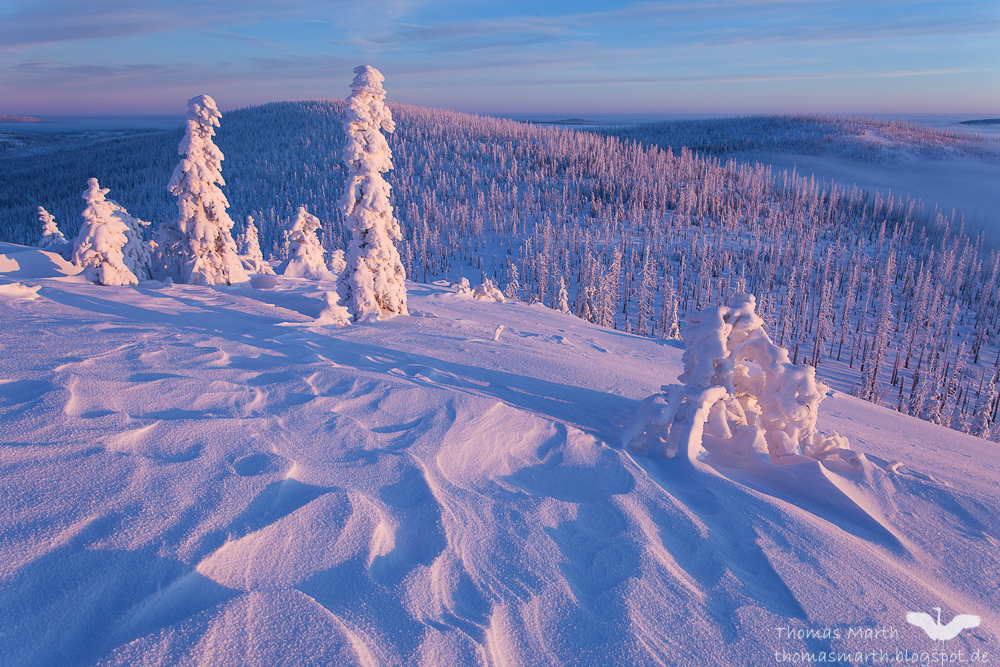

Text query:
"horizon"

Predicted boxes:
[[2, 1, 998, 117]]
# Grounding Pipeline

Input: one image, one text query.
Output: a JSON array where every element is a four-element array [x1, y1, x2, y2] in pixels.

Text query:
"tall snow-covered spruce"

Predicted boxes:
[[338, 65, 407, 320], [155, 94, 248, 285]]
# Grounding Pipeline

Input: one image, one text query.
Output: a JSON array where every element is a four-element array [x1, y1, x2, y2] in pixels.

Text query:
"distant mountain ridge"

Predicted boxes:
[[0, 115, 44, 123]]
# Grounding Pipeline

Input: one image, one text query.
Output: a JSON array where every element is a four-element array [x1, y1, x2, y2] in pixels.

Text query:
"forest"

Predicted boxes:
[[2, 101, 999, 440]]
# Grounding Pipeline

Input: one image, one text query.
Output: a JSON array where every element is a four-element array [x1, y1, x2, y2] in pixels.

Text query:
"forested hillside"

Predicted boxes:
[[2, 103, 999, 439]]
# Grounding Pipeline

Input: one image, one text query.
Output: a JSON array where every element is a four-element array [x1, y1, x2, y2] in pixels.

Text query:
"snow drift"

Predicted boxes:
[[0, 249, 997, 666]]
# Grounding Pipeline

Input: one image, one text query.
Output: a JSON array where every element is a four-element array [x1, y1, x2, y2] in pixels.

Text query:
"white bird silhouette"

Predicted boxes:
[[907, 607, 980, 641]]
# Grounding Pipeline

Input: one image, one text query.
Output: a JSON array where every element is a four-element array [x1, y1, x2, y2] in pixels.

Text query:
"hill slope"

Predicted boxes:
[[1, 244, 997, 666]]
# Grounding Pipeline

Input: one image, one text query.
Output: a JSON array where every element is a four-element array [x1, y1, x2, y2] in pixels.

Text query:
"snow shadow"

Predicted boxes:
[[638, 456, 811, 639], [0, 545, 237, 667], [310, 339, 634, 445]]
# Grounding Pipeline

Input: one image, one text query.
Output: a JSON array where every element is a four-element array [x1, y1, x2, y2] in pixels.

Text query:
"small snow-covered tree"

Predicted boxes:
[[328, 248, 347, 276], [71, 178, 138, 286], [37, 207, 66, 248], [240, 215, 274, 275], [279, 206, 335, 280], [556, 276, 570, 313], [971, 373, 996, 439], [473, 278, 506, 302], [316, 291, 352, 327], [111, 201, 151, 280], [504, 263, 521, 301], [155, 94, 248, 286], [338, 65, 407, 320], [623, 294, 856, 470]]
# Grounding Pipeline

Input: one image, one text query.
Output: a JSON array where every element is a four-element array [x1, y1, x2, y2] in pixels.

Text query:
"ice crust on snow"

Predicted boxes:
[[624, 294, 858, 469]]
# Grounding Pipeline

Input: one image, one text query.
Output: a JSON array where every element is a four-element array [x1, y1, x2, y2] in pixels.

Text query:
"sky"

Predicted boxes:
[[1, 0, 998, 117]]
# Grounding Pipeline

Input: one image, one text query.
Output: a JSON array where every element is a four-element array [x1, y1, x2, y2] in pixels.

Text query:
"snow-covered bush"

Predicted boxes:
[[155, 94, 248, 286], [239, 215, 274, 275], [623, 294, 857, 470], [36, 207, 66, 248], [278, 206, 334, 280], [316, 290, 352, 326], [473, 278, 506, 303], [338, 65, 407, 320], [71, 179, 139, 286]]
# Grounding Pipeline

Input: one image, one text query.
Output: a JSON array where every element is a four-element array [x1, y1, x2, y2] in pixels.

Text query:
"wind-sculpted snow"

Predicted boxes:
[[1, 252, 998, 665]]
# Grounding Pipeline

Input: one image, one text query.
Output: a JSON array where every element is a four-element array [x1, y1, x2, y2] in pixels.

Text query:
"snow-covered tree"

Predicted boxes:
[[37, 207, 66, 248], [240, 215, 274, 275], [473, 278, 506, 302], [328, 248, 347, 276], [316, 291, 352, 327], [556, 276, 570, 313], [971, 373, 996, 439], [155, 94, 248, 285], [338, 65, 407, 320], [504, 263, 521, 301], [111, 202, 151, 280], [278, 206, 335, 280], [71, 178, 138, 286], [623, 295, 856, 470]]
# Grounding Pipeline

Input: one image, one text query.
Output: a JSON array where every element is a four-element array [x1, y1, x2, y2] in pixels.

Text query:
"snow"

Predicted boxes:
[[0, 281, 42, 300], [1, 246, 998, 666]]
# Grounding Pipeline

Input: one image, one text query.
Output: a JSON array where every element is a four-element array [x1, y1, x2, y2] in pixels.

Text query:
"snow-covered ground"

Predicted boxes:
[[2, 242, 998, 666]]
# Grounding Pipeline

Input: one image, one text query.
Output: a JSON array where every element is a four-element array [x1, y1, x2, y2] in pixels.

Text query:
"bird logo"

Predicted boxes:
[[906, 607, 980, 641]]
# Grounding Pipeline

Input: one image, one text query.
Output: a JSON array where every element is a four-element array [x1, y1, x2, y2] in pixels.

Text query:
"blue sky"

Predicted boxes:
[[1, 0, 998, 116]]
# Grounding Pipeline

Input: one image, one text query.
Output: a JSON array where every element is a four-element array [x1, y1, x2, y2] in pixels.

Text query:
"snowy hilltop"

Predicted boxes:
[[1, 242, 998, 666], [5, 101, 1000, 446]]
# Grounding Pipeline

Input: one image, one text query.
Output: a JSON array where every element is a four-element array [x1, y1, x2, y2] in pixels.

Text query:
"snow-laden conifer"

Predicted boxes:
[[328, 248, 347, 277], [156, 94, 248, 286], [971, 373, 996, 439], [279, 206, 335, 280], [316, 291, 352, 327], [37, 207, 66, 248], [504, 264, 521, 301], [338, 65, 407, 320], [112, 202, 152, 280], [556, 276, 570, 313], [71, 178, 138, 286], [240, 215, 274, 275]]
